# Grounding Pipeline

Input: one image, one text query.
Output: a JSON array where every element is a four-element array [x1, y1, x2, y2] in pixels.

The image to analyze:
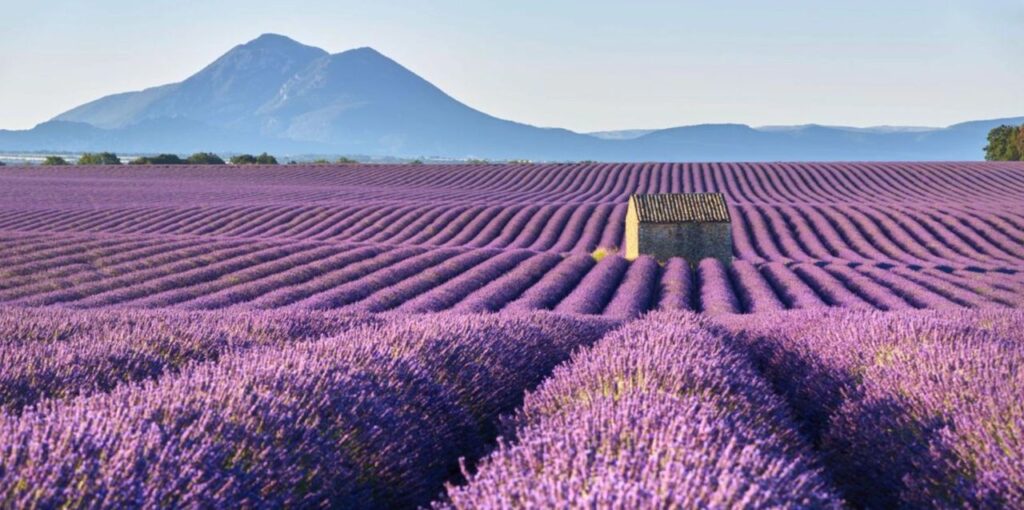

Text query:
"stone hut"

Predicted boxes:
[[624, 193, 732, 265]]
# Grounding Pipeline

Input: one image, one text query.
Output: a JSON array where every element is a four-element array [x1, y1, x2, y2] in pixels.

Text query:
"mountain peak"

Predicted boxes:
[[252, 32, 296, 43], [115, 34, 330, 126], [245, 33, 313, 51], [340, 46, 384, 56], [228, 33, 328, 60], [331, 46, 394, 63]]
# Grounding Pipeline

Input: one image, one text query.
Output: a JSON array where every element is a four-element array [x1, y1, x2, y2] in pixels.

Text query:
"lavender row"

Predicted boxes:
[[790, 263, 874, 308], [440, 311, 839, 508], [395, 250, 535, 313], [601, 255, 660, 319], [240, 245, 424, 309], [0, 236, 168, 286], [0, 306, 380, 414], [0, 312, 615, 508], [503, 253, 595, 311], [452, 253, 563, 313], [4, 162, 1021, 207], [721, 309, 1024, 507], [759, 262, 830, 309], [729, 260, 786, 313], [125, 245, 342, 308], [0, 230, 1020, 315], [655, 257, 693, 310], [341, 249, 499, 312], [16, 242, 272, 307], [293, 246, 466, 310], [697, 258, 740, 314], [3, 202, 1022, 270], [70, 243, 312, 308], [0, 238, 225, 302], [553, 256, 629, 315], [180, 245, 387, 309]]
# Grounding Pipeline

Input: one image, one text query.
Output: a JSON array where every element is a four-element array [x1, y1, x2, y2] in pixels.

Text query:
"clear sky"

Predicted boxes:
[[1, 0, 1021, 132]]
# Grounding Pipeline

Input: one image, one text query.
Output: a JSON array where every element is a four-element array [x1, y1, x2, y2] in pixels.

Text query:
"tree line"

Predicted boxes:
[[984, 124, 1024, 161], [27, 153, 383, 166], [15, 127, 1023, 166], [38, 152, 282, 166]]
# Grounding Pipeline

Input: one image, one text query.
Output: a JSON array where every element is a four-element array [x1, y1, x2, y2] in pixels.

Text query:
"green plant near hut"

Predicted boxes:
[[590, 247, 617, 262]]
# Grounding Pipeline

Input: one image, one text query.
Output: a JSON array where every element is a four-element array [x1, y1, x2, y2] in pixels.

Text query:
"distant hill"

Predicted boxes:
[[620, 118, 1024, 162], [1, 33, 1020, 161], [587, 129, 658, 140]]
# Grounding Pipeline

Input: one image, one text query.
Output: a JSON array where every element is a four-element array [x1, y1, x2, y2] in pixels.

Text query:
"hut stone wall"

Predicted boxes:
[[635, 222, 732, 265]]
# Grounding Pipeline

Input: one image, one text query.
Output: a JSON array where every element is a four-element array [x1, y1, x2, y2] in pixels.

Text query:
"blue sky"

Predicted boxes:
[[1, 0, 1021, 131]]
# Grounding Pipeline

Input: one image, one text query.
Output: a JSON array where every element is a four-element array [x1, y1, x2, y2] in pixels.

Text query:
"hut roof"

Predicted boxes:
[[630, 193, 731, 223]]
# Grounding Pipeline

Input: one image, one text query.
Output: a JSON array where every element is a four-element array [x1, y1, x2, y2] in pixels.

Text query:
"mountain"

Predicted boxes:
[[34, 34, 604, 160], [248, 46, 605, 158], [56, 34, 328, 130], [587, 129, 658, 140], [756, 124, 937, 133], [623, 119, 1024, 161], [1, 34, 1020, 161]]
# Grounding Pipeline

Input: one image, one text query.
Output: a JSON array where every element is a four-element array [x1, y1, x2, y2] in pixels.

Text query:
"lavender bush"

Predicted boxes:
[[697, 258, 740, 314], [554, 255, 628, 315], [721, 309, 1024, 507], [0, 306, 380, 413], [441, 312, 839, 508], [656, 257, 693, 311], [0, 312, 616, 509]]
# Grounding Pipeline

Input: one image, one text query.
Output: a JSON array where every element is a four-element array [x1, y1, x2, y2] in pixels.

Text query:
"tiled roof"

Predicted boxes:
[[630, 193, 731, 223]]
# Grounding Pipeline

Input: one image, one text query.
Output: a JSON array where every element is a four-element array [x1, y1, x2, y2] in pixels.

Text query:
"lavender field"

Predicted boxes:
[[1, 161, 1022, 508], [1, 162, 1023, 313]]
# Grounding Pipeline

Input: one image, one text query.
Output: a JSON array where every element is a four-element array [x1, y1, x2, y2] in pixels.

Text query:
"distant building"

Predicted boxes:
[[624, 193, 732, 265]]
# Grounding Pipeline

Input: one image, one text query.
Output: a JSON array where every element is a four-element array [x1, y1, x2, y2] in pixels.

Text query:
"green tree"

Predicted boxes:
[[409, 159, 424, 165], [311, 158, 330, 164], [1017, 126, 1024, 158], [255, 152, 278, 165], [228, 153, 277, 165], [42, 156, 69, 166], [336, 157, 358, 164], [984, 124, 1024, 161], [77, 152, 121, 165], [130, 154, 185, 165], [186, 152, 226, 165]]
